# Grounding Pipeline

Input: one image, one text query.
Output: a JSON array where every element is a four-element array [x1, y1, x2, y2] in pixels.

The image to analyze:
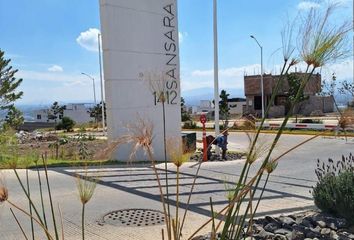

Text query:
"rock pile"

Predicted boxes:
[[193, 211, 354, 240], [15, 130, 58, 143]]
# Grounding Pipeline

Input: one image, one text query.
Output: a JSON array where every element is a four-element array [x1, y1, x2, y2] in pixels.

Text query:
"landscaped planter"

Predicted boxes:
[[193, 211, 354, 240]]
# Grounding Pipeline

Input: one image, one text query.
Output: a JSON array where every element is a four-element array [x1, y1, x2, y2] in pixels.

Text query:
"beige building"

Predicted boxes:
[[244, 73, 334, 117], [228, 98, 246, 115]]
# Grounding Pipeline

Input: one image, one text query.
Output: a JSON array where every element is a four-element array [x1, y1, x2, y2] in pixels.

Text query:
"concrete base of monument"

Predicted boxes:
[[111, 143, 172, 162]]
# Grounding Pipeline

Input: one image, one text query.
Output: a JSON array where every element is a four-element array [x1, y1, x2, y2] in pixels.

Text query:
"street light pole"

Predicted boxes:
[[98, 33, 106, 134], [81, 72, 97, 106], [213, 0, 220, 155], [250, 35, 265, 119]]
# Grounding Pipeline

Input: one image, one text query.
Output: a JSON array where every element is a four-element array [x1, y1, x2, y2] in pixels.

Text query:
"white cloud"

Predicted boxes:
[[17, 69, 98, 85], [191, 69, 214, 77], [48, 65, 63, 72], [17, 69, 101, 103], [330, 0, 350, 5], [184, 64, 261, 91], [297, 1, 321, 10], [76, 28, 100, 52], [179, 32, 188, 43], [191, 64, 260, 78]]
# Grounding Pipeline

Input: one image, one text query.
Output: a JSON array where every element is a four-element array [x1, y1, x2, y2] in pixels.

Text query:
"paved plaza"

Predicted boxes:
[[0, 132, 353, 239]]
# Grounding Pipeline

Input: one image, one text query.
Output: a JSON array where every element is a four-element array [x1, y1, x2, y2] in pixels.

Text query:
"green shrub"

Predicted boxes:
[[313, 154, 354, 225], [56, 117, 75, 132], [299, 118, 323, 124], [183, 121, 197, 129], [77, 133, 96, 141]]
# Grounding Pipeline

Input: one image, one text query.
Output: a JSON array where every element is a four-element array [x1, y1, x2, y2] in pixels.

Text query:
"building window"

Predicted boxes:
[[37, 114, 42, 120], [59, 115, 63, 119], [254, 96, 262, 110]]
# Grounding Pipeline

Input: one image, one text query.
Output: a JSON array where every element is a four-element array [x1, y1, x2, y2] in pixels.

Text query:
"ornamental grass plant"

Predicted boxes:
[[0, 129, 98, 240], [188, 4, 351, 239], [0, 2, 351, 240]]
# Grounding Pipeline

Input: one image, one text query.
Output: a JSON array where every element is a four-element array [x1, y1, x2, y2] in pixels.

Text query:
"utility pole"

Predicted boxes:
[[98, 33, 106, 134], [250, 35, 265, 118], [81, 72, 97, 106], [213, 0, 220, 154]]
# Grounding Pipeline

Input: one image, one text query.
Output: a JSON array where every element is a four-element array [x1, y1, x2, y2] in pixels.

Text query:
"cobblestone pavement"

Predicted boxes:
[[0, 132, 353, 239]]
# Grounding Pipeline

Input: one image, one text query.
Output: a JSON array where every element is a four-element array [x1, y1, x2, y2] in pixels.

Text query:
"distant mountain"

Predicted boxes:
[[182, 88, 245, 106]]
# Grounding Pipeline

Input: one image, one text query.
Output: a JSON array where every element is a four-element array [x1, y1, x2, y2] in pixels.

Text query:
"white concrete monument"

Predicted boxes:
[[99, 0, 181, 161]]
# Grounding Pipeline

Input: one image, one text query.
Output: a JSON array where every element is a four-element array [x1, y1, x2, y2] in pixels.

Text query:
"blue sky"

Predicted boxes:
[[0, 0, 352, 105]]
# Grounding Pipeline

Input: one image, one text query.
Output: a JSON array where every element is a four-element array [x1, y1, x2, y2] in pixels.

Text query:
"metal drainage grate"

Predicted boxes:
[[98, 209, 165, 227]]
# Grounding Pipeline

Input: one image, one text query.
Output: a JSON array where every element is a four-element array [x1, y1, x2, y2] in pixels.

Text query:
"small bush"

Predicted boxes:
[[56, 117, 76, 132], [299, 119, 323, 124], [313, 154, 354, 225], [183, 121, 197, 129], [77, 133, 96, 141], [233, 116, 256, 130]]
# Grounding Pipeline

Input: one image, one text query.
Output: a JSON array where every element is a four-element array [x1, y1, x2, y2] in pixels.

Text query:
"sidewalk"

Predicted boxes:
[[0, 161, 315, 240]]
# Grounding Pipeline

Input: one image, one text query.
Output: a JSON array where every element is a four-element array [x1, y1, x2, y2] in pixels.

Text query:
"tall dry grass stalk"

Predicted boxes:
[[189, 4, 350, 239], [299, 4, 351, 68], [189, 136, 322, 240], [3, 152, 63, 240], [0, 174, 8, 204], [10, 208, 29, 240], [245, 132, 270, 165], [22, 155, 35, 240], [338, 108, 354, 141], [76, 168, 97, 240], [166, 138, 192, 240], [42, 154, 60, 240], [33, 154, 48, 229], [143, 71, 167, 101], [0, 172, 55, 240], [114, 117, 171, 239], [143, 70, 172, 239]]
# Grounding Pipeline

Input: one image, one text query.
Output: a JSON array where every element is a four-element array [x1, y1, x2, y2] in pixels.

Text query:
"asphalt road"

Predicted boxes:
[[0, 132, 353, 240]]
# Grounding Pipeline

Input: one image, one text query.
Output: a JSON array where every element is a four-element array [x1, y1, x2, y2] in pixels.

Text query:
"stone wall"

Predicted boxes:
[[295, 96, 334, 116], [268, 105, 285, 118]]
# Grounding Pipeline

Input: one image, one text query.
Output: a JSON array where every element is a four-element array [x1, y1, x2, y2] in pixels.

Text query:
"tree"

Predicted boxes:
[[339, 80, 354, 107], [55, 117, 75, 132], [340, 80, 354, 97], [219, 90, 230, 128], [4, 106, 24, 130], [88, 101, 106, 122], [48, 101, 66, 122], [180, 97, 191, 122], [0, 49, 23, 110], [320, 73, 343, 113], [287, 73, 309, 114], [48, 137, 69, 159]]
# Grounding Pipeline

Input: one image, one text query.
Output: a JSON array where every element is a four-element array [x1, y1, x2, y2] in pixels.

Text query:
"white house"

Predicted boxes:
[[64, 104, 93, 124], [228, 98, 246, 115], [198, 100, 214, 113], [33, 103, 94, 124], [33, 109, 52, 122]]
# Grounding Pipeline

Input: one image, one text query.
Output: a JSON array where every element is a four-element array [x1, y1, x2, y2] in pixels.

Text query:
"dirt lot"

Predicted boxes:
[[15, 131, 109, 161]]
